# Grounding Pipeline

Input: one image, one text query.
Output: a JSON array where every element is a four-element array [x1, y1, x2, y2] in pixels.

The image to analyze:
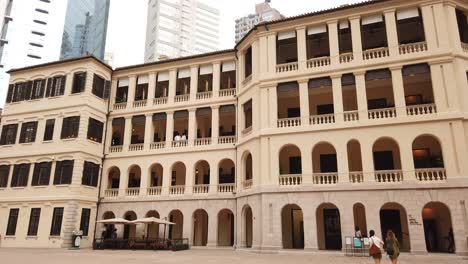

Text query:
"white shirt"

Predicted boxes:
[[174, 135, 181, 141], [355, 230, 362, 238], [181, 135, 187, 140], [369, 235, 384, 249]]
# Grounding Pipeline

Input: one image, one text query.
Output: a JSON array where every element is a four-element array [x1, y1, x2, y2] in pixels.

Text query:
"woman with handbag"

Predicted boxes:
[[369, 230, 384, 264], [386, 230, 400, 264]]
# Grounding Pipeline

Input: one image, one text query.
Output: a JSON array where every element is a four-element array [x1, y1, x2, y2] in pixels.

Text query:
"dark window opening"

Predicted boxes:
[[32, 162, 52, 186], [456, 9, 468, 43], [71, 71, 86, 94], [92, 74, 109, 99], [82, 161, 99, 187], [361, 16, 388, 50], [116, 81, 128, 103], [53, 160, 74, 185], [6, 208, 19, 236], [87, 118, 103, 143], [198, 67, 213, 92], [243, 100, 252, 129], [61, 116, 80, 139], [19, 121, 38, 143], [27, 208, 41, 236], [45, 75, 66, 97], [244, 46, 252, 78], [43, 119, 55, 141], [79, 208, 91, 236], [0, 124, 18, 145], [396, 9, 425, 44], [277, 32, 298, 64], [135, 79, 148, 101], [0, 165, 10, 188], [307, 26, 330, 58], [50, 207, 64, 236], [220, 63, 236, 90], [31, 79, 46, 99], [338, 21, 353, 54], [11, 163, 30, 187]]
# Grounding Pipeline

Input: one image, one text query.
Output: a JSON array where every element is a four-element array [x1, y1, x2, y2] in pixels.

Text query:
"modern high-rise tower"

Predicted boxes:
[[144, 0, 220, 62]]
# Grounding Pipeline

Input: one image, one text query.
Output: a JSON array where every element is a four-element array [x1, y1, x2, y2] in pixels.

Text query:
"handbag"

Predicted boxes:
[[369, 238, 381, 255]]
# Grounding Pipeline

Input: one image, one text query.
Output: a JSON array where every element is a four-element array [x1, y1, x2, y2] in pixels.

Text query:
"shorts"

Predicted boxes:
[[371, 253, 382, 259]]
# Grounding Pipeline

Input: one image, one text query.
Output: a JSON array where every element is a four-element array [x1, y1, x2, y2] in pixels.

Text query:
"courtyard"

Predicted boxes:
[[0, 248, 466, 264]]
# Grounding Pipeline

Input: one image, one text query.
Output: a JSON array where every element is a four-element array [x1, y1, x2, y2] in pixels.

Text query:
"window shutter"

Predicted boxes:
[[6, 84, 14, 103], [25, 81, 33, 100], [59, 76, 66, 95], [103, 80, 111, 99], [46, 78, 53, 97]]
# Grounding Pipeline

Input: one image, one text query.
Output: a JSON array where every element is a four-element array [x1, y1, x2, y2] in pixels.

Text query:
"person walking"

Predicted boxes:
[[386, 230, 400, 264], [369, 230, 384, 264]]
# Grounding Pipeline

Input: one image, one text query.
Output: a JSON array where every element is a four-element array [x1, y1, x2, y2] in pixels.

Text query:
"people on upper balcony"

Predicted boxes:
[[181, 133, 187, 141], [174, 133, 181, 141]]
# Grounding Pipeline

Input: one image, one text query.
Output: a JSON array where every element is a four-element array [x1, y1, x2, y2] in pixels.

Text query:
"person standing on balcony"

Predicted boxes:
[[181, 133, 187, 141]]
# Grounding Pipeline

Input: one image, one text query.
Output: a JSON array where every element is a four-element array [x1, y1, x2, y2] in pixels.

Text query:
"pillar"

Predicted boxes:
[[420, 4, 437, 51], [296, 27, 307, 70], [299, 79, 310, 125], [266, 33, 277, 75], [259, 35, 268, 78], [127, 75, 136, 105], [35, 117, 45, 145], [428, 63, 448, 112], [209, 160, 218, 195], [349, 16, 363, 63], [148, 72, 156, 101], [331, 74, 344, 123], [384, 9, 399, 57], [212, 62, 220, 98], [361, 138, 375, 183], [252, 40, 260, 82], [188, 108, 196, 145], [238, 52, 245, 85], [336, 138, 349, 185], [327, 20, 339, 65], [161, 162, 171, 196], [444, 3, 462, 53], [165, 111, 174, 146], [211, 106, 219, 143], [168, 69, 177, 104], [144, 113, 153, 150], [431, 3, 450, 50], [123, 116, 132, 149], [303, 209, 318, 251], [207, 210, 217, 246], [190, 65, 198, 98], [110, 79, 117, 104], [390, 66, 407, 117], [53, 115, 63, 141], [64, 72, 73, 95], [269, 86, 278, 128], [399, 139, 416, 183], [354, 72, 368, 121]]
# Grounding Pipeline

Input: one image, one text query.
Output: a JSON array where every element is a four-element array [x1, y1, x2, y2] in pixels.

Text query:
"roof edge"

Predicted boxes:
[[7, 55, 113, 74]]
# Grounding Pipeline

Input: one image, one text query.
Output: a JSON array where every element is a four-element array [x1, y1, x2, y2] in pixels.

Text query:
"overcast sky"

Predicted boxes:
[[106, 0, 360, 68]]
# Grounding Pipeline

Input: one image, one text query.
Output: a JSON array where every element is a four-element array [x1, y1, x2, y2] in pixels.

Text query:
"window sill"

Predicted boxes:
[[62, 137, 78, 142], [82, 185, 97, 189], [70, 92, 83, 96], [49, 236, 61, 240], [19, 142, 34, 146], [4, 236, 15, 240], [11, 186, 27, 190], [0, 145, 13, 148], [54, 184, 70, 188], [27, 98, 41, 102], [31, 185, 48, 189], [25, 236, 38, 240], [87, 139, 102, 145], [42, 140, 54, 144], [47, 96, 62, 100]]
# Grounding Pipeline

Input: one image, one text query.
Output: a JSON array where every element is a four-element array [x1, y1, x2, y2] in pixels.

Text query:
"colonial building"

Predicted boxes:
[[0, 0, 468, 255]]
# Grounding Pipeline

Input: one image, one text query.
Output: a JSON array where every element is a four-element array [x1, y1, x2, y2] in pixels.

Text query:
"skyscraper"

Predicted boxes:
[[235, 0, 284, 43], [144, 0, 220, 62], [60, 0, 110, 60]]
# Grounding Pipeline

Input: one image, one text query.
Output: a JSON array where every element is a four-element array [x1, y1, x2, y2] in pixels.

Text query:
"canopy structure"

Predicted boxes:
[[131, 217, 175, 225], [97, 218, 132, 224]]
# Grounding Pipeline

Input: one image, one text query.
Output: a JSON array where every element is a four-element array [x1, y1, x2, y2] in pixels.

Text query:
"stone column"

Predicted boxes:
[[148, 72, 156, 101], [444, 3, 462, 53], [53, 114, 63, 141], [190, 65, 198, 99], [361, 138, 375, 183], [123, 116, 132, 150], [251, 40, 260, 82], [299, 79, 310, 126], [399, 138, 416, 183], [35, 117, 45, 145], [266, 33, 277, 75], [303, 209, 318, 251], [209, 160, 218, 195], [327, 20, 340, 66], [428, 63, 448, 113], [207, 209, 218, 247], [211, 106, 219, 144], [64, 72, 73, 95], [390, 66, 407, 117], [384, 9, 399, 57], [296, 27, 307, 70], [259, 35, 268, 78], [269, 85, 278, 128], [165, 111, 174, 146], [336, 138, 349, 185], [420, 4, 437, 51], [127, 75, 136, 106], [238, 52, 245, 84], [331, 74, 344, 123], [188, 108, 196, 146], [144, 113, 153, 150], [349, 16, 363, 63], [431, 3, 450, 50], [161, 162, 171, 196], [168, 69, 177, 104], [406, 207, 427, 254], [354, 72, 368, 121], [110, 79, 117, 104], [212, 62, 220, 98]]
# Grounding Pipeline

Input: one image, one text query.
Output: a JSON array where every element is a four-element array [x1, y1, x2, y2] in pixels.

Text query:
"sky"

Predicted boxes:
[[105, 0, 361, 68]]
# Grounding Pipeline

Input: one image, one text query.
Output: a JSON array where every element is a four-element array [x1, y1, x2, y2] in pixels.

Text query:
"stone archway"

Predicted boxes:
[[281, 204, 304, 249], [193, 209, 208, 246], [422, 202, 454, 253], [380, 202, 411, 252], [217, 209, 234, 246]]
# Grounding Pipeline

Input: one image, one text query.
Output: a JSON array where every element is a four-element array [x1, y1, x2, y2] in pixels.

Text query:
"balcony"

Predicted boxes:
[[309, 114, 335, 125], [147, 186, 162, 196], [109, 146, 123, 153], [276, 62, 298, 73], [362, 47, 389, 61], [153, 97, 168, 105], [279, 174, 302, 186], [242, 179, 253, 189], [339, 53, 354, 64], [104, 189, 119, 197], [113, 102, 127, 110], [219, 88, 236, 97], [374, 170, 403, 183], [306, 56, 330, 69], [399, 42, 427, 55], [133, 99, 147, 108], [277, 117, 301, 128], [415, 168, 446, 182], [312, 173, 338, 185], [174, 94, 190, 103], [150, 142, 165, 150], [406, 103, 436, 116], [129, 143, 144, 152], [194, 138, 211, 146], [349, 172, 364, 183], [368, 107, 396, 120], [344, 111, 359, 122], [126, 187, 140, 196], [169, 185, 185, 195], [218, 136, 236, 144], [171, 140, 188, 148], [218, 183, 235, 193], [193, 184, 209, 194], [196, 91, 212, 100]]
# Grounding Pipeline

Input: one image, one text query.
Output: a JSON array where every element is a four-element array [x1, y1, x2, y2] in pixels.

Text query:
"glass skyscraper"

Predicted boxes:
[[60, 0, 110, 60]]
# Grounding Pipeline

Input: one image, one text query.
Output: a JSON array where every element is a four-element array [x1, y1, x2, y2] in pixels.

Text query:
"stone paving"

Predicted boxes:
[[0, 248, 466, 264]]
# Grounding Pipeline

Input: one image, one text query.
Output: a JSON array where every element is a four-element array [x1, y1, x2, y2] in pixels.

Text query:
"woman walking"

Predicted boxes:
[[386, 230, 400, 264], [369, 230, 384, 264]]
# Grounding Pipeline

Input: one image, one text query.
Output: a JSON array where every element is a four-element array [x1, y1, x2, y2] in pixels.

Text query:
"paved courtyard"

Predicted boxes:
[[0, 248, 466, 264]]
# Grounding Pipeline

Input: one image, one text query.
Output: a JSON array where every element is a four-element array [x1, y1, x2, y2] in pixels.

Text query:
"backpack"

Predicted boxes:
[[386, 240, 395, 255]]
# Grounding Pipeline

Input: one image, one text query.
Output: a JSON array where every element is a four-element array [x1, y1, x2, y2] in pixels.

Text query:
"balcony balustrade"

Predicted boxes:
[[406, 104, 436, 116], [113, 102, 127, 110], [153, 97, 168, 105], [196, 91, 213, 100], [174, 94, 190, 103], [243, 179, 253, 189], [276, 62, 299, 73], [126, 187, 140, 196], [133, 100, 147, 108], [313, 173, 338, 185], [150, 142, 166, 150], [415, 168, 446, 182], [277, 117, 301, 128], [194, 138, 212, 146], [279, 174, 302, 186], [339, 53, 354, 64], [193, 184, 210, 194], [399, 42, 427, 55], [129, 143, 144, 151], [169, 185, 185, 195], [109, 146, 123, 153], [349, 172, 364, 183], [218, 136, 236, 144], [368, 107, 396, 119], [309, 114, 335, 125], [344, 111, 359, 122], [362, 47, 389, 60], [374, 170, 403, 183], [219, 88, 236, 97], [171, 140, 188, 148], [147, 186, 162, 196], [306, 56, 330, 69], [104, 189, 119, 197], [218, 183, 236, 193]]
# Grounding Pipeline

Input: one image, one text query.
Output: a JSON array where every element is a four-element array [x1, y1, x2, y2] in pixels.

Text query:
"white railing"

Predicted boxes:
[[113, 102, 127, 110], [133, 100, 147, 108], [349, 172, 364, 183], [147, 186, 162, 196], [279, 174, 302, 186], [174, 94, 190, 102], [462, 43, 468, 53], [196, 91, 212, 100], [243, 179, 253, 189], [109, 145, 123, 153], [415, 168, 446, 182], [242, 126, 252, 135], [307, 56, 330, 68], [309, 114, 335, 125], [153, 97, 168, 105], [375, 170, 403, 183], [104, 189, 119, 197], [313, 173, 338, 185], [242, 75, 252, 85], [171, 140, 188, 148], [218, 183, 235, 193], [399, 42, 427, 55], [194, 138, 211, 146], [339, 53, 354, 63], [169, 185, 185, 195], [277, 117, 301, 128], [368, 108, 396, 119], [129, 143, 144, 151], [126, 188, 140, 196], [406, 104, 436, 116], [193, 184, 209, 194], [363, 47, 389, 60], [344, 111, 359, 122], [276, 62, 298, 73], [219, 88, 236, 97], [150, 142, 165, 150], [218, 136, 236, 144]]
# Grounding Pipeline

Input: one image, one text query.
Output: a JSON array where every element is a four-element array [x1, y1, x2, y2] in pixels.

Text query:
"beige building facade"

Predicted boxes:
[[0, 0, 468, 256]]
